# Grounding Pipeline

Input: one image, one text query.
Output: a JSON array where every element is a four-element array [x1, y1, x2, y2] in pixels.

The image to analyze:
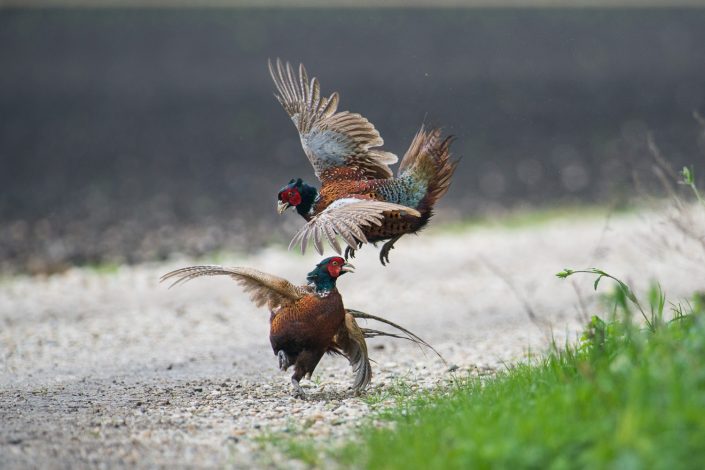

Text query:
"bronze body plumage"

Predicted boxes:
[[268, 288, 349, 394], [270, 59, 459, 264], [161, 257, 437, 397]]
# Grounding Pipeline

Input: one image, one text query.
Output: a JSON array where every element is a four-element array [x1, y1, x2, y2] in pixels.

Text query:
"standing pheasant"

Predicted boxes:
[[270, 59, 459, 265], [161, 256, 438, 397]]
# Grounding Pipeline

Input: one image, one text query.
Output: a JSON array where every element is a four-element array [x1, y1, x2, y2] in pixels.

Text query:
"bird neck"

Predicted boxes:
[[307, 270, 338, 294], [295, 184, 318, 218]]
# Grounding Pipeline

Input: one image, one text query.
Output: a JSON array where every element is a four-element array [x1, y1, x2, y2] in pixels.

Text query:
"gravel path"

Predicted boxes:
[[1, 209, 704, 468]]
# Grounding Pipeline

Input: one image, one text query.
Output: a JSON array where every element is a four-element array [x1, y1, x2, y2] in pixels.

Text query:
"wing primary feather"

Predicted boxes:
[[323, 223, 342, 254], [276, 59, 295, 106], [310, 77, 320, 112], [267, 59, 282, 97], [162, 264, 304, 310], [361, 211, 384, 227], [335, 218, 365, 247], [312, 224, 324, 255], [274, 58, 287, 99], [284, 61, 299, 107], [340, 217, 370, 242], [298, 62, 309, 106], [299, 224, 314, 255], [268, 60, 397, 181], [297, 231, 306, 255], [321, 92, 338, 117], [289, 229, 304, 253]]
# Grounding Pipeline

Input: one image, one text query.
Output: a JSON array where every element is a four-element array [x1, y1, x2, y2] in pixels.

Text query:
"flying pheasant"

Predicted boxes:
[[270, 59, 459, 265], [161, 256, 439, 397]]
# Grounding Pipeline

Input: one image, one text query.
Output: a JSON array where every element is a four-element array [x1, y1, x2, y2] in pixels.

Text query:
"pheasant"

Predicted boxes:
[[270, 59, 459, 265], [161, 256, 439, 398]]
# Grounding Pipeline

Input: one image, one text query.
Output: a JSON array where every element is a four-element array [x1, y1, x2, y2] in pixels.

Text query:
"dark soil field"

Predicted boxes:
[[2, 8, 705, 272]]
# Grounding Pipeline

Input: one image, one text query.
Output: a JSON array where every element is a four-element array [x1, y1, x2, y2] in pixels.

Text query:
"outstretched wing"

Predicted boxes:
[[160, 265, 306, 310], [289, 198, 421, 255], [331, 312, 372, 392], [269, 58, 397, 181]]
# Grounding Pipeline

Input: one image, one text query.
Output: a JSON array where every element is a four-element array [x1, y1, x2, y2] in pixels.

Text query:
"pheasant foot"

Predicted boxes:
[[291, 378, 306, 399], [344, 241, 363, 261], [379, 235, 402, 266]]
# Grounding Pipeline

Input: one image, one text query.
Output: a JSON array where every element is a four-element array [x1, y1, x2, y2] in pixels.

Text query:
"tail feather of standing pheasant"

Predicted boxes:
[[346, 308, 446, 364], [330, 313, 372, 392]]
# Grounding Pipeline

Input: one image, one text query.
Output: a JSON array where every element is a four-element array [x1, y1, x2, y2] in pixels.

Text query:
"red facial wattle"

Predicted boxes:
[[288, 189, 302, 206], [326, 257, 346, 278]]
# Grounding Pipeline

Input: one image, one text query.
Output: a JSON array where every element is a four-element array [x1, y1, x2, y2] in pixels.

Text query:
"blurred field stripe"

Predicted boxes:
[[3, 0, 705, 9]]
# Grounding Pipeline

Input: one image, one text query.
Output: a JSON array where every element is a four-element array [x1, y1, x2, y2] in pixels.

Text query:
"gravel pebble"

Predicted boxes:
[[1, 209, 704, 468]]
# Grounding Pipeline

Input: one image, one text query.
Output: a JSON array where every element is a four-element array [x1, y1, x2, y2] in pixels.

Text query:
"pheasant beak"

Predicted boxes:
[[341, 262, 355, 274], [277, 200, 291, 215]]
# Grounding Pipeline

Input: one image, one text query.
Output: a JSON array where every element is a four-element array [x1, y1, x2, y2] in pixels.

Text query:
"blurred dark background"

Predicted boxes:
[[2, 7, 705, 273]]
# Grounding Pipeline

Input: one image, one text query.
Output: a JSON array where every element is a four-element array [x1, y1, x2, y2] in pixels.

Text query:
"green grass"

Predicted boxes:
[[325, 273, 705, 469], [432, 203, 632, 235], [269, 164, 705, 468], [257, 272, 705, 469], [84, 261, 121, 275], [347, 286, 705, 468], [266, 164, 704, 468]]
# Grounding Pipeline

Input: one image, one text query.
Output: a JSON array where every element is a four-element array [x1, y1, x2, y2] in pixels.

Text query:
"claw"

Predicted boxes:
[[379, 236, 402, 266], [379, 244, 393, 266], [344, 246, 356, 260], [291, 378, 306, 399], [344, 241, 363, 261]]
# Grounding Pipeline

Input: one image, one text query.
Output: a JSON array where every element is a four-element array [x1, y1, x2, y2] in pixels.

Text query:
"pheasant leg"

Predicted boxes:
[[289, 350, 323, 399], [291, 377, 306, 399], [344, 241, 364, 261], [379, 235, 403, 266]]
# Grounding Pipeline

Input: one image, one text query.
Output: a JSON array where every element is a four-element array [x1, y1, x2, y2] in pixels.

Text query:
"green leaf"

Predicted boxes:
[[594, 275, 603, 291], [681, 166, 694, 185], [556, 269, 574, 279]]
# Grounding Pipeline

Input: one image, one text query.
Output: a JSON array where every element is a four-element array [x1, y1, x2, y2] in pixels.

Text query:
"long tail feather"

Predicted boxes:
[[331, 314, 372, 392], [398, 127, 459, 209], [346, 309, 446, 364]]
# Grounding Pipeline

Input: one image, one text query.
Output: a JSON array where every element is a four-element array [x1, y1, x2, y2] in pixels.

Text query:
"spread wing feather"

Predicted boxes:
[[289, 199, 421, 255], [269, 58, 397, 181], [160, 265, 306, 310]]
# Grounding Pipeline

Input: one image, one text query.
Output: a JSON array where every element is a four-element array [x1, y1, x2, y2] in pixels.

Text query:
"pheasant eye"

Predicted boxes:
[[332, 261, 338, 265], [288, 190, 302, 206]]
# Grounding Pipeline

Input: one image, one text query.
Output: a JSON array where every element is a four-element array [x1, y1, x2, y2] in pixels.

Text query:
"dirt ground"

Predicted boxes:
[[2, 209, 704, 469]]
